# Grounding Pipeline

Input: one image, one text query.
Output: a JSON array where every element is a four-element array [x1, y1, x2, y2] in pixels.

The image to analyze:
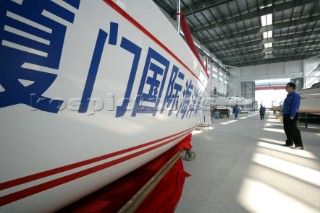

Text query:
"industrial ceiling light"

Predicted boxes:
[[259, 3, 272, 9]]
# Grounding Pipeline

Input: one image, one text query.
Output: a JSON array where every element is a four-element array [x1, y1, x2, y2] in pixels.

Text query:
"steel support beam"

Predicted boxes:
[[153, 1, 174, 15], [212, 32, 320, 55], [220, 46, 320, 61], [226, 52, 319, 66], [171, 0, 233, 18], [190, 0, 318, 33], [204, 15, 320, 46], [222, 50, 319, 66]]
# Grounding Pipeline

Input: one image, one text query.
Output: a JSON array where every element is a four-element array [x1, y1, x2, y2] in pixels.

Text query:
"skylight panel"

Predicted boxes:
[[264, 43, 272, 48], [261, 14, 273, 26], [263, 30, 273, 39], [263, 32, 267, 39], [261, 15, 267, 26], [266, 14, 272, 25]]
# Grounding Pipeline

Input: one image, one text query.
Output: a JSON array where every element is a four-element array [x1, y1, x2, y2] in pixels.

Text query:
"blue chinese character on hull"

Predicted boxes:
[[178, 79, 194, 119], [0, 0, 80, 113], [161, 65, 184, 116], [115, 37, 142, 117], [132, 48, 169, 116]]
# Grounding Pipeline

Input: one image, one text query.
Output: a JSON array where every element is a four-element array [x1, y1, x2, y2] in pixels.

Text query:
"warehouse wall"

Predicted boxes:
[[207, 63, 229, 96], [228, 60, 306, 97], [303, 56, 320, 88]]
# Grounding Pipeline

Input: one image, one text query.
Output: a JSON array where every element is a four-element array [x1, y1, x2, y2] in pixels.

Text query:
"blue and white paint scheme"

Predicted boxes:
[[0, 0, 209, 212]]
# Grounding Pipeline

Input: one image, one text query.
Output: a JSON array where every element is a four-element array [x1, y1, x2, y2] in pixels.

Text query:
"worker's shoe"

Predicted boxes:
[[282, 144, 293, 147], [291, 146, 304, 150]]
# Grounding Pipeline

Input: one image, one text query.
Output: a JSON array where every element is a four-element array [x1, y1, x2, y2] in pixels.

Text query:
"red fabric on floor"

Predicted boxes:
[[58, 134, 192, 213], [134, 158, 187, 213]]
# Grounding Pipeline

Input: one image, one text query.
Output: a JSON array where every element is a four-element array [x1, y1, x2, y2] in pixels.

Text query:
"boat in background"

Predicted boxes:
[[0, 0, 209, 212], [210, 96, 254, 107], [240, 98, 255, 106], [297, 85, 320, 115]]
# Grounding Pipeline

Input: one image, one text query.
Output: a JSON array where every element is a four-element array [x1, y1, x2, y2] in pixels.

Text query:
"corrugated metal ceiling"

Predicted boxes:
[[153, 0, 320, 67]]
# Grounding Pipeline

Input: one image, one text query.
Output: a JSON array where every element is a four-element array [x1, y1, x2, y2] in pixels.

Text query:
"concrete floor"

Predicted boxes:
[[176, 111, 320, 213]]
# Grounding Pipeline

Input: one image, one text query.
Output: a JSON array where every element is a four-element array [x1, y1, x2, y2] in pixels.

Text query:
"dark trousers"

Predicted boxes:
[[260, 113, 265, 120], [283, 114, 303, 147]]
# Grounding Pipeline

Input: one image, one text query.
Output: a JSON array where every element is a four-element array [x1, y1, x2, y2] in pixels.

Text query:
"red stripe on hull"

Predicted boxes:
[[0, 127, 193, 191], [0, 131, 191, 206], [255, 86, 285, 90]]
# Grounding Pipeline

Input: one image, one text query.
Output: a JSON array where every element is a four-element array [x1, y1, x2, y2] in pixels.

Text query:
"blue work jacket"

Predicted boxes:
[[282, 91, 300, 117]]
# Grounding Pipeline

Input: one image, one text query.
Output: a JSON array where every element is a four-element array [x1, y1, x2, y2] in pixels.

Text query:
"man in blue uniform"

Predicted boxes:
[[259, 104, 266, 120], [282, 82, 304, 149], [233, 104, 239, 119]]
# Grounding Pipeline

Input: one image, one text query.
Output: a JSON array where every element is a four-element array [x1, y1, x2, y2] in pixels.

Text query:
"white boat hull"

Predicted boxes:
[[210, 96, 253, 107], [0, 0, 208, 212], [297, 88, 320, 114]]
